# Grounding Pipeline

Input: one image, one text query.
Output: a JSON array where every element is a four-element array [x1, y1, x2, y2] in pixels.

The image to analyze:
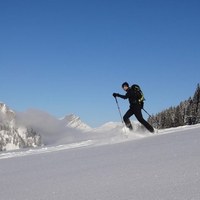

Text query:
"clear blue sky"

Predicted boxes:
[[1, 0, 200, 127]]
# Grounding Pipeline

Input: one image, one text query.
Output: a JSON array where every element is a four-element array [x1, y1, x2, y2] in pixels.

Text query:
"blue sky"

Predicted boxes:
[[1, 0, 200, 127]]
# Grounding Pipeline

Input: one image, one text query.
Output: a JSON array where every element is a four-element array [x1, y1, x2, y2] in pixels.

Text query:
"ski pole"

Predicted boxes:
[[142, 108, 152, 118], [114, 97, 128, 135], [114, 97, 124, 124], [142, 108, 159, 130]]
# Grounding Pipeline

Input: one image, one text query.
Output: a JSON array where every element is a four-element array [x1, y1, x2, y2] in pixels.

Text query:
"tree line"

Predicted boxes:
[[148, 84, 200, 129]]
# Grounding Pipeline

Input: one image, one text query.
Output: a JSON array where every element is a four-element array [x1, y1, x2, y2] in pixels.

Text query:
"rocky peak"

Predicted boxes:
[[0, 102, 41, 151], [61, 114, 92, 132], [0, 102, 15, 121]]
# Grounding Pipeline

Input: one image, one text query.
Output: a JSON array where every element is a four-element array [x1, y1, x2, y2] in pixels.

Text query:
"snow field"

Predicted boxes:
[[0, 124, 200, 200]]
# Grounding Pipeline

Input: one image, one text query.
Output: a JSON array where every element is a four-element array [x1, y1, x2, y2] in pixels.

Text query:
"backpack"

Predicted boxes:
[[131, 84, 145, 103]]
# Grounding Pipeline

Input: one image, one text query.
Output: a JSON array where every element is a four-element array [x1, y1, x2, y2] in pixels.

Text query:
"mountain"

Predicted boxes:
[[60, 114, 92, 132], [0, 103, 41, 151], [15, 109, 91, 146]]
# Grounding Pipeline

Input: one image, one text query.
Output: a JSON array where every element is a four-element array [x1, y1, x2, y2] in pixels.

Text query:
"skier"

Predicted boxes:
[[113, 82, 154, 133]]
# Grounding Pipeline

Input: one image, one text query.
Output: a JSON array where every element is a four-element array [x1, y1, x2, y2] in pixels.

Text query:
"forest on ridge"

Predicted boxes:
[[148, 84, 200, 129]]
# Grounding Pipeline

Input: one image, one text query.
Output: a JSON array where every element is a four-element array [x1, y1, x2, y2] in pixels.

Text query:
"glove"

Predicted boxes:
[[113, 93, 119, 98]]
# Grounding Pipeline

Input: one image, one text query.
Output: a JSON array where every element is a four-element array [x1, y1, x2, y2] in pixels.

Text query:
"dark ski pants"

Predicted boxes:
[[123, 106, 154, 133]]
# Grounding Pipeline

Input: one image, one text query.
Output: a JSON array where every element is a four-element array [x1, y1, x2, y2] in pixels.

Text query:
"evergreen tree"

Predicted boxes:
[[193, 83, 200, 121], [148, 83, 200, 129]]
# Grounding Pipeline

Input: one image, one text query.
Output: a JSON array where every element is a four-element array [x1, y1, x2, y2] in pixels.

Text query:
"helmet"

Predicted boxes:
[[122, 82, 129, 88]]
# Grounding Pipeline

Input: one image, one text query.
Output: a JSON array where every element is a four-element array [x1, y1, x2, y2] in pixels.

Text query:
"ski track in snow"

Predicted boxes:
[[0, 124, 200, 160]]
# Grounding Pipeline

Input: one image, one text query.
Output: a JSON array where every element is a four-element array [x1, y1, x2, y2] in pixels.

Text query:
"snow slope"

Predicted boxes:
[[0, 124, 200, 200]]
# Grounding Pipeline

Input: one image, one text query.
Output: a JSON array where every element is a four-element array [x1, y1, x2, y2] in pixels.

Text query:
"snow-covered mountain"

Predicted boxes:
[[15, 108, 94, 147], [0, 103, 41, 151], [60, 114, 92, 132], [0, 102, 15, 121]]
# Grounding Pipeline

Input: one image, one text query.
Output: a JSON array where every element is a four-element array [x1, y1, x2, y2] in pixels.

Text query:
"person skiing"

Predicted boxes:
[[113, 82, 154, 133]]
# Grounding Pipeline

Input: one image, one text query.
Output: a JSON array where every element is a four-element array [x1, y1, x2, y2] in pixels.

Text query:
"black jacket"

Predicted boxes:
[[117, 88, 140, 107]]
